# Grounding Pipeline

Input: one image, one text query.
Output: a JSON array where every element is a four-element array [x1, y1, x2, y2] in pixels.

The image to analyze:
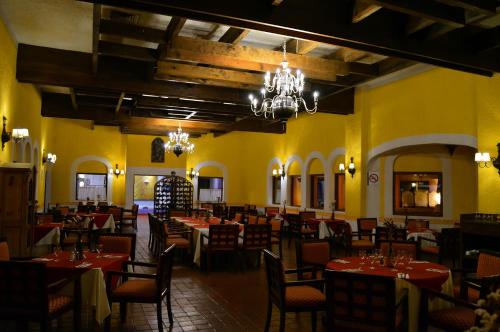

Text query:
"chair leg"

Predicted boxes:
[[165, 291, 173, 325], [279, 311, 286, 332], [311, 311, 317, 332], [157, 301, 163, 332], [120, 301, 127, 322], [264, 300, 272, 332]]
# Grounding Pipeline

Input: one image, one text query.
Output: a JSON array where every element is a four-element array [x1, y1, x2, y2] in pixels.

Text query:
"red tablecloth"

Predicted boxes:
[[34, 251, 128, 284], [33, 223, 61, 243], [326, 257, 449, 292], [91, 214, 112, 229], [175, 217, 244, 232]]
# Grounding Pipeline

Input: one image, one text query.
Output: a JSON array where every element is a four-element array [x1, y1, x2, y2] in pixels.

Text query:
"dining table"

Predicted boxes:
[[173, 217, 243, 266], [32, 250, 129, 324], [326, 256, 453, 332]]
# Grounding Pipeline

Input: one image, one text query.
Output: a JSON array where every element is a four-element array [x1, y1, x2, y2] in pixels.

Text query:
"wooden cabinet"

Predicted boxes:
[[0, 167, 35, 257]]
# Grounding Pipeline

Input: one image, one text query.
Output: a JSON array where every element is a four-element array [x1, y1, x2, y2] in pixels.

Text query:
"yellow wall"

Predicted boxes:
[[77, 160, 108, 174], [308, 158, 324, 174], [198, 166, 223, 177], [126, 134, 185, 168]]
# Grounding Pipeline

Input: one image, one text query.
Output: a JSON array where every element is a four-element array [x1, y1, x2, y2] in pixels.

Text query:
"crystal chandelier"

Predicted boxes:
[[165, 124, 194, 157], [249, 41, 319, 123]]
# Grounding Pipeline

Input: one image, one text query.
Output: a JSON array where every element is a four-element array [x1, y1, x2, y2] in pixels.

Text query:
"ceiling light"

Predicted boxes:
[[180, 98, 206, 102], [185, 111, 197, 119], [248, 41, 318, 123], [164, 124, 195, 157], [142, 94, 160, 98]]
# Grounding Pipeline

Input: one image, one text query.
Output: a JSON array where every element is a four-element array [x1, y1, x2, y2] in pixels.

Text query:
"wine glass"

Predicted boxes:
[[359, 249, 366, 264], [52, 245, 61, 258], [96, 244, 104, 258]]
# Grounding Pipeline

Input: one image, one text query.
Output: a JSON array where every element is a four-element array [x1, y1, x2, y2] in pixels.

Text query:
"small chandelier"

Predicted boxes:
[[248, 41, 319, 123], [165, 124, 194, 157], [186, 167, 199, 180], [109, 164, 125, 178]]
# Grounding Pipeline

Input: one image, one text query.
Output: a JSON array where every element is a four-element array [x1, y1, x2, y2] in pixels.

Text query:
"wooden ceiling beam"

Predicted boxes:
[[99, 41, 156, 62], [163, 36, 347, 80], [433, 0, 498, 14], [362, 0, 466, 27], [115, 92, 125, 113], [285, 39, 321, 55], [69, 88, 78, 110], [136, 97, 250, 115], [92, 4, 101, 75], [158, 16, 186, 59], [77, 0, 497, 76], [99, 19, 165, 43], [406, 17, 435, 35], [352, 0, 382, 23], [473, 26, 500, 52], [219, 27, 249, 44]]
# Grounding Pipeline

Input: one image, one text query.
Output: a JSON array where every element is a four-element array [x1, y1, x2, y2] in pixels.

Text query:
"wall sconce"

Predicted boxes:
[[1, 116, 10, 151], [348, 157, 356, 178], [338, 163, 345, 173], [186, 168, 199, 180], [109, 164, 125, 178], [144, 178, 150, 185], [272, 164, 286, 179], [42, 150, 57, 165], [12, 128, 29, 144], [475, 146, 500, 175]]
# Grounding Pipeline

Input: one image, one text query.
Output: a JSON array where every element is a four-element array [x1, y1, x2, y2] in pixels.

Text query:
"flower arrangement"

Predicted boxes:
[[467, 288, 500, 332], [205, 210, 213, 222]]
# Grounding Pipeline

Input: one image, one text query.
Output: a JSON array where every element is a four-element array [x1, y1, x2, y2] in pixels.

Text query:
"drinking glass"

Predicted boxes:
[[96, 244, 104, 258], [359, 249, 366, 264]]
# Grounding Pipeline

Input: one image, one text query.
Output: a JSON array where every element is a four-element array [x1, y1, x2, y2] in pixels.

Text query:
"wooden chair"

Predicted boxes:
[[228, 205, 245, 220], [61, 217, 95, 250], [420, 287, 479, 332], [265, 206, 280, 218], [270, 218, 284, 258], [0, 260, 81, 332], [379, 240, 417, 259], [240, 224, 272, 268], [417, 227, 460, 266], [406, 219, 429, 232], [325, 270, 408, 332], [350, 218, 378, 254], [233, 212, 246, 223], [122, 204, 139, 230], [375, 226, 407, 248], [288, 214, 317, 247], [168, 209, 189, 218], [257, 215, 268, 224], [108, 207, 124, 232], [248, 214, 258, 225], [97, 233, 137, 261], [263, 249, 326, 332], [455, 250, 500, 303], [212, 204, 226, 218], [296, 239, 332, 279], [106, 245, 176, 332], [329, 222, 352, 256], [37, 214, 54, 224], [201, 224, 239, 272]]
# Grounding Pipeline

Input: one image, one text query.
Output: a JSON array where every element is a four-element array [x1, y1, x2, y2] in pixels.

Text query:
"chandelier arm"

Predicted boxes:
[[299, 96, 318, 114]]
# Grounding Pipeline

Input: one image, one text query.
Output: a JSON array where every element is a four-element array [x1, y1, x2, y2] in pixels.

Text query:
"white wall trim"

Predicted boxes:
[[69, 155, 113, 203], [193, 161, 228, 203], [266, 157, 283, 206], [303, 151, 327, 210], [125, 166, 186, 208], [284, 155, 303, 207], [368, 134, 477, 162]]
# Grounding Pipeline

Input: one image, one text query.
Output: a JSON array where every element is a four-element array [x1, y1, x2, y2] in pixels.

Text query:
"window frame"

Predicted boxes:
[[289, 175, 301, 207], [334, 173, 346, 211], [197, 176, 224, 203], [272, 176, 281, 205], [75, 172, 108, 201], [309, 174, 325, 209]]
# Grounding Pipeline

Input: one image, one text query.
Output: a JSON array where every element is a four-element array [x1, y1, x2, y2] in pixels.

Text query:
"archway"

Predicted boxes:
[[304, 153, 326, 209], [70, 155, 113, 203], [285, 156, 302, 208], [266, 157, 283, 206], [193, 161, 228, 203]]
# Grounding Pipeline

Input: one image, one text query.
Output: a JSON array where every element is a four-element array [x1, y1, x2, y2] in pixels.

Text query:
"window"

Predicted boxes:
[[310, 175, 324, 209], [198, 177, 223, 202], [393, 172, 442, 216], [76, 173, 107, 201], [290, 175, 301, 207], [335, 173, 345, 211], [272, 176, 281, 205]]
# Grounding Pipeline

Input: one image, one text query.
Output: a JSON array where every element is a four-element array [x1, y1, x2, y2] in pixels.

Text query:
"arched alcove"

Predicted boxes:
[[193, 161, 228, 203], [287, 159, 302, 207], [332, 154, 346, 212], [267, 158, 283, 206], [306, 158, 325, 209], [24, 142, 31, 163], [70, 155, 113, 202]]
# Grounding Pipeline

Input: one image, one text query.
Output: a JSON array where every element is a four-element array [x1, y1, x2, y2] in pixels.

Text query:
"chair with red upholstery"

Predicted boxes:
[[455, 250, 500, 303], [240, 224, 272, 268], [379, 240, 417, 259], [0, 260, 81, 332], [121, 204, 139, 230], [248, 214, 258, 225], [257, 215, 268, 225], [349, 218, 378, 254], [201, 224, 239, 272], [288, 213, 318, 247], [296, 239, 332, 279], [375, 226, 407, 248], [417, 227, 460, 267], [97, 233, 137, 261], [263, 249, 326, 332], [108, 207, 124, 233], [406, 219, 429, 232], [270, 218, 284, 258], [0, 237, 9, 261], [105, 245, 175, 332], [265, 206, 280, 219], [325, 269, 408, 332]]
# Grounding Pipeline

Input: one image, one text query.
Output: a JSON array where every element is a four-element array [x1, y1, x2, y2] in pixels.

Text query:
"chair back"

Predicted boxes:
[[296, 239, 331, 269], [228, 206, 245, 220], [288, 214, 303, 234], [299, 211, 316, 222], [156, 244, 176, 297], [375, 226, 407, 247], [0, 237, 9, 261], [406, 219, 429, 232], [169, 209, 188, 218], [242, 224, 271, 250], [0, 261, 48, 319], [263, 249, 285, 308], [212, 204, 226, 218], [208, 224, 239, 251], [98, 233, 137, 261], [476, 250, 500, 278], [357, 218, 378, 240], [244, 204, 257, 211], [108, 207, 123, 222], [257, 216, 268, 225], [234, 212, 245, 223], [37, 214, 54, 224], [265, 207, 280, 217], [131, 204, 139, 216], [248, 215, 258, 225], [77, 204, 89, 214], [379, 240, 417, 259], [439, 227, 460, 260], [56, 206, 70, 216], [325, 270, 398, 331]]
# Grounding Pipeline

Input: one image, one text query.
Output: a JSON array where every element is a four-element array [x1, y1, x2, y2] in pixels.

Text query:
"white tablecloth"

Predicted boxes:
[[35, 227, 60, 246], [407, 231, 436, 246], [82, 214, 115, 232]]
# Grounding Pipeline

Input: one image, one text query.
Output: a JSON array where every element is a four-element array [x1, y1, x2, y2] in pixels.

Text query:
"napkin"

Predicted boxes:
[[76, 262, 92, 268], [333, 259, 350, 264], [32, 257, 53, 262], [102, 255, 123, 259], [342, 268, 363, 272], [426, 268, 449, 273]]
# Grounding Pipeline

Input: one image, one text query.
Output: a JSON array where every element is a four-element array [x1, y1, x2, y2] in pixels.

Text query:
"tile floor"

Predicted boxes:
[[1, 215, 322, 332]]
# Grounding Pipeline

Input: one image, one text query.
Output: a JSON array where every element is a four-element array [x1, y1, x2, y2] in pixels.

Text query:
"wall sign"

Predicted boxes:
[[368, 171, 379, 185]]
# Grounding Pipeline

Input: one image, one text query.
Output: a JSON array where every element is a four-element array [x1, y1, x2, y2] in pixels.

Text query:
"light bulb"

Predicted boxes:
[[339, 163, 345, 172], [249, 94, 254, 101], [313, 91, 319, 99], [260, 88, 265, 95]]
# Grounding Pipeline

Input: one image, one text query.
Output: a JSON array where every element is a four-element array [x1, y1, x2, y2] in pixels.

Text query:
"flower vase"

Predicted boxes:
[[384, 240, 394, 267]]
